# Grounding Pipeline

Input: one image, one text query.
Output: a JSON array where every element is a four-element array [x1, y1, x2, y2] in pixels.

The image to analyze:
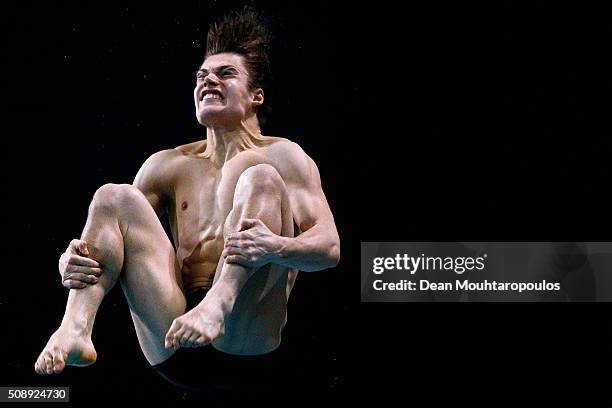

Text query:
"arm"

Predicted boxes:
[[223, 142, 340, 272], [132, 149, 178, 217], [276, 146, 340, 271], [58, 149, 177, 289]]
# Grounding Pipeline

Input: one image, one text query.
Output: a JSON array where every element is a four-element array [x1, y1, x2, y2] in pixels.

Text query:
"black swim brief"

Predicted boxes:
[[152, 346, 289, 394]]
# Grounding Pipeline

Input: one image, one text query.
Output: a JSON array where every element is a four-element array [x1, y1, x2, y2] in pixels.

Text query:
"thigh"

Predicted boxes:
[[116, 187, 186, 363], [211, 167, 296, 353], [213, 166, 295, 298]]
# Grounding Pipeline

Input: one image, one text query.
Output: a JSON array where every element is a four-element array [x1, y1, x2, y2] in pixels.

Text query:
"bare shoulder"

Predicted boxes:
[[174, 140, 207, 156], [264, 137, 310, 163], [262, 137, 318, 182], [142, 148, 184, 171], [134, 148, 183, 188]]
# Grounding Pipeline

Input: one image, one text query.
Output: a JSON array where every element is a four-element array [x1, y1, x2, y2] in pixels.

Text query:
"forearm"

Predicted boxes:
[[210, 222, 340, 315], [275, 224, 340, 272]]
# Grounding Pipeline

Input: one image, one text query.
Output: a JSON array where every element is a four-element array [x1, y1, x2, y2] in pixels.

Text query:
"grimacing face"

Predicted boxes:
[[193, 52, 263, 128]]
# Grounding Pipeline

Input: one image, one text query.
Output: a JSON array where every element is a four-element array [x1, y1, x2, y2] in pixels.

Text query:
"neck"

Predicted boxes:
[[202, 115, 263, 165]]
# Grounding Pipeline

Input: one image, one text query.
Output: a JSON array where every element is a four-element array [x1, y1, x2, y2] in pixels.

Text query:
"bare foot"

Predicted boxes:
[[164, 304, 225, 350], [34, 327, 97, 375]]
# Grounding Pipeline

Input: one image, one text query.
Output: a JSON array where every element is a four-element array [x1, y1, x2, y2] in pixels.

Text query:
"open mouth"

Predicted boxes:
[[200, 89, 224, 103]]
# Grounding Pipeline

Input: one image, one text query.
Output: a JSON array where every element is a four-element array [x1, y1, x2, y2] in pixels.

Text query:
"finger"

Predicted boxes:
[[222, 247, 242, 258], [69, 239, 88, 256], [224, 239, 243, 249], [225, 255, 248, 265], [239, 218, 258, 231], [63, 279, 87, 289], [66, 265, 103, 277], [78, 241, 89, 256], [64, 273, 99, 284], [227, 231, 246, 240], [67, 254, 100, 268], [66, 264, 102, 277]]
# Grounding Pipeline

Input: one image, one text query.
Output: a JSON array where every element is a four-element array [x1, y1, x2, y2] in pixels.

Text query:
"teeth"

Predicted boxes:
[[203, 93, 222, 100]]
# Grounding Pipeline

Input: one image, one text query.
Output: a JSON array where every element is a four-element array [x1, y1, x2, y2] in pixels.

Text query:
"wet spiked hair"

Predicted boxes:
[[205, 6, 272, 125]]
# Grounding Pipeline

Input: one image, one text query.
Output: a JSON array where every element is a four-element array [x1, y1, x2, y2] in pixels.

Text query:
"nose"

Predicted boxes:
[[204, 73, 220, 86]]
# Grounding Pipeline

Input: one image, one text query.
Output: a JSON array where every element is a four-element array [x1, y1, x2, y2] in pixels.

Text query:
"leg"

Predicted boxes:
[[35, 184, 185, 375], [167, 164, 294, 354], [220, 163, 295, 299], [218, 164, 296, 353]]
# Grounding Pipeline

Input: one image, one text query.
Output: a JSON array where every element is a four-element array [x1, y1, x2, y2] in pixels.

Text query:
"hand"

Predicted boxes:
[[222, 218, 285, 269], [58, 239, 102, 289]]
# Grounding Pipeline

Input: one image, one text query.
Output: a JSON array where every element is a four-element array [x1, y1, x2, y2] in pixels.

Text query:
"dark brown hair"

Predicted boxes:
[[205, 7, 272, 125]]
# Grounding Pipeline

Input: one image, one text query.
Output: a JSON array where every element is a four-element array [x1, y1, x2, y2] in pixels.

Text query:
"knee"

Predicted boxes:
[[236, 164, 283, 195], [91, 183, 143, 213]]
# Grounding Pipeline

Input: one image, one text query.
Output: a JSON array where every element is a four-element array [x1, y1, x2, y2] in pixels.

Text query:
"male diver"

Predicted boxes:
[[35, 8, 340, 392]]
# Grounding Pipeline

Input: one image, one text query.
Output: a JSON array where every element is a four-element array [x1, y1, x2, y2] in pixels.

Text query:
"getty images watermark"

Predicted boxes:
[[361, 243, 569, 302], [370, 252, 559, 292]]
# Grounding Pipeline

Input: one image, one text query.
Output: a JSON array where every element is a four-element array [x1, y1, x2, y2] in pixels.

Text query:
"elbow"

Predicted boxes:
[[327, 240, 340, 268]]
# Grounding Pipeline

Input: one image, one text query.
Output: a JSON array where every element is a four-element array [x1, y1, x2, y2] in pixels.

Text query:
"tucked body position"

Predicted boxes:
[[35, 8, 340, 391]]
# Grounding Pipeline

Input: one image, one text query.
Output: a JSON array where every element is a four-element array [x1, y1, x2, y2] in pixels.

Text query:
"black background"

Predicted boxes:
[[357, 2, 612, 406], [2, 0, 612, 406]]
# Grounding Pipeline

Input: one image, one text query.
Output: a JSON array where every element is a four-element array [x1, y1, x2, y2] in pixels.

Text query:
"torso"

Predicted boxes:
[[165, 137, 298, 354]]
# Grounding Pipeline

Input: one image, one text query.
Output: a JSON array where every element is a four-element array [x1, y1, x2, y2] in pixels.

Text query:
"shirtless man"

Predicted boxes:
[[34, 9, 340, 383]]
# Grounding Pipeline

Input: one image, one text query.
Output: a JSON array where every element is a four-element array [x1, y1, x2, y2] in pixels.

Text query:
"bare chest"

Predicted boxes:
[[169, 151, 275, 262]]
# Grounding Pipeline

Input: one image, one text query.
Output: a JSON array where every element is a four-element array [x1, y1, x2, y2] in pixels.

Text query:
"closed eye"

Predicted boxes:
[[195, 66, 238, 80], [220, 69, 237, 77]]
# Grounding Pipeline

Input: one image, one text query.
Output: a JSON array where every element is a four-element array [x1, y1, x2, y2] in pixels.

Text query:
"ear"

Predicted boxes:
[[251, 88, 264, 108]]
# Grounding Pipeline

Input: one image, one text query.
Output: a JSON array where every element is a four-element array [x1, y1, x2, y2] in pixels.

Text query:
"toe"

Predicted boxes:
[[173, 329, 186, 350], [168, 334, 178, 350], [185, 332, 200, 348], [164, 332, 173, 349], [179, 330, 193, 347], [194, 336, 209, 347], [165, 321, 180, 349], [53, 351, 66, 373], [36, 354, 46, 374], [44, 354, 53, 375]]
